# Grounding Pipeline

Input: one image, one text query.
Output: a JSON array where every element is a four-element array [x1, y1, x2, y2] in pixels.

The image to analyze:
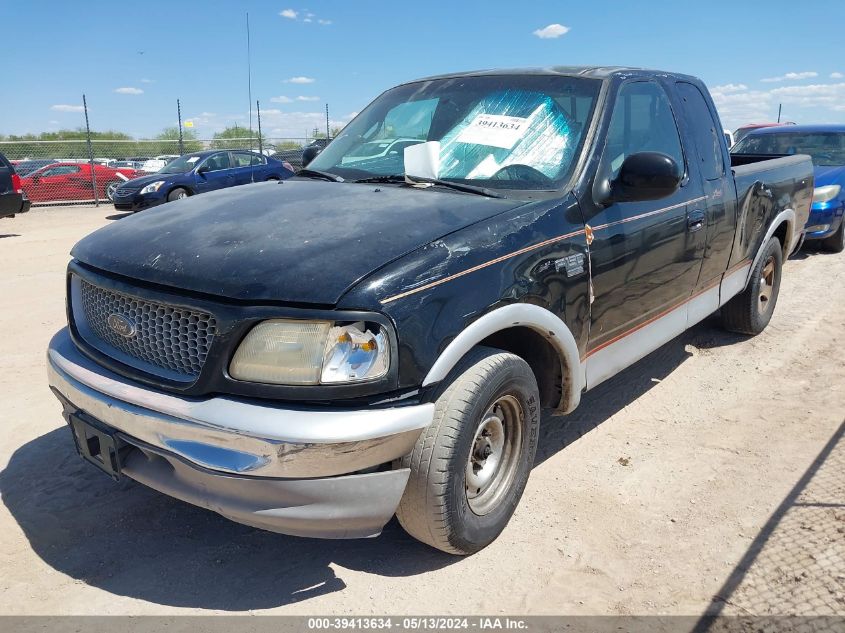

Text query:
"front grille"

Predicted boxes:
[[73, 277, 217, 380]]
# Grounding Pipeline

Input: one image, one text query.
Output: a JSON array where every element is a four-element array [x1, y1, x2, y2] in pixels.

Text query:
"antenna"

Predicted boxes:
[[247, 12, 253, 150]]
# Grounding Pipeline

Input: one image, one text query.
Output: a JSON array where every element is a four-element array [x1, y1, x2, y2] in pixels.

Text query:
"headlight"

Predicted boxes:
[[139, 180, 165, 195], [229, 320, 390, 385], [813, 184, 841, 204]]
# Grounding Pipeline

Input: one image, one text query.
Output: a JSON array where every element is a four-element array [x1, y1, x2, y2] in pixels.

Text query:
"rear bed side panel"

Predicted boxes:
[[729, 155, 814, 270]]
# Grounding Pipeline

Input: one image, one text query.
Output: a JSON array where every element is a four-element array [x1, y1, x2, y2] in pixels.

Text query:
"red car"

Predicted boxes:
[[20, 162, 140, 203]]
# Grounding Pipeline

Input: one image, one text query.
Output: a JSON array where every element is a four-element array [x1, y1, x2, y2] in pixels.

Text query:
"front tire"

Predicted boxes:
[[721, 236, 783, 335], [821, 219, 845, 253], [396, 347, 540, 555], [167, 187, 189, 202]]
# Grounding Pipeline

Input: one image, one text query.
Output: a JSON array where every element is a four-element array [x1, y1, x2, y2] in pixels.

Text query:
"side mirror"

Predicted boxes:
[[196, 164, 208, 176], [31, 174, 41, 184], [603, 152, 682, 204]]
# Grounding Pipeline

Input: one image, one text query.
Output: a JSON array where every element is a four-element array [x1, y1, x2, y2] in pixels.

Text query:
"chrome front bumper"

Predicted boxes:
[[47, 328, 434, 538]]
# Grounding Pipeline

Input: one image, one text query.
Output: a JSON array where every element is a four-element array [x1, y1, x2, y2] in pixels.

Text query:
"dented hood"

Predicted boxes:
[[71, 180, 525, 304]]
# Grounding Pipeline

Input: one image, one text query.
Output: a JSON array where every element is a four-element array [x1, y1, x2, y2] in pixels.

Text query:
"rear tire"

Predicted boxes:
[[821, 219, 845, 253], [721, 236, 783, 335], [396, 346, 540, 555], [167, 187, 189, 202]]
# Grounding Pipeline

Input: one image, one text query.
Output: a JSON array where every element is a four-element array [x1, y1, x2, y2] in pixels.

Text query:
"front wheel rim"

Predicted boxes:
[[465, 394, 524, 515], [758, 255, 776, 315], [106, 183, 118, 200]]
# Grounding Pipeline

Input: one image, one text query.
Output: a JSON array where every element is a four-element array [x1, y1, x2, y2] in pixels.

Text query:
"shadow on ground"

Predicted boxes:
[[0, 233, 21, 239], [105, 212, 132, 221], [1, 316, 745, 610], [693, 419, 845, 626]]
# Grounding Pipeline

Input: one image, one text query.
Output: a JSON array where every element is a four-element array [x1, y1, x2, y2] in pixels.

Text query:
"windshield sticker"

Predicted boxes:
[[456, 114, 530, 150], [187, 156, 200, 163]]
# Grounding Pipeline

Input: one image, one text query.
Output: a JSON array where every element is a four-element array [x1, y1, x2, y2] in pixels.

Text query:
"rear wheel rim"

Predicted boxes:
[[176, 190, 187, 199], [465, 394, 523, 515], [758, 255, 776, 315]]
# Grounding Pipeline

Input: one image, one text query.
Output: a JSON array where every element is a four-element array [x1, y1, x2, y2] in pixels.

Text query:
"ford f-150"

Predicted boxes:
[[47, 67, 813, 554]]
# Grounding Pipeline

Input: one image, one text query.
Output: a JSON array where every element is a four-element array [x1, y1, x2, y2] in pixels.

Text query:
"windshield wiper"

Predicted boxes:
[[354, 174, 504, 198], [297, 168, 344, 182]]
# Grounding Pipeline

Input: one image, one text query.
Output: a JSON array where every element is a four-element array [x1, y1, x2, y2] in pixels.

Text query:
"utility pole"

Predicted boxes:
[[326, 103, 330, 141], [83, 94, 99, 207], [256, 100, 263, 155], [246, 12, 254, 151], [177, 98, 184, 155], [777, 103, 782, 123]]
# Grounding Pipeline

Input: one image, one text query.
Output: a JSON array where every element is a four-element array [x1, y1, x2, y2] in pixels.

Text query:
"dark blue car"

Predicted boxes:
[[113, 149, 295, 212], [732, 124, 845, 252]]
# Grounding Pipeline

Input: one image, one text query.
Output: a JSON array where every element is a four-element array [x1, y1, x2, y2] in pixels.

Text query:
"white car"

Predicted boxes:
[[140, 155, 180, 174]]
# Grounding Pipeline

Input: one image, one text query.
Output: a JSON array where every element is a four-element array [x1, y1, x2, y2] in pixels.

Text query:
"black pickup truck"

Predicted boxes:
[[47, 67, 813, 555]]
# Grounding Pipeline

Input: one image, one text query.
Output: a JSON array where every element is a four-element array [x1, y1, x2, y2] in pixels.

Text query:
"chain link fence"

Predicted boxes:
[[0, 136, 314, 206]]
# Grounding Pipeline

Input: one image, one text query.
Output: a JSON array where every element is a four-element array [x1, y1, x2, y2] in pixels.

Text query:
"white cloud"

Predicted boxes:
[[115, 87, 144, 95], [711, 80, 845, 129], [286, 76, 315, 84], [712, 83, 748, 93], [296, 96, 320, 101], [831, 72, 844, 79], [318, 19, 332, 25], [270, 96, 293, 103], [279, 9, 297, 19], [303, 18, 312, 22], [48, 120, 60, 125], [258, 110, 356, 138], [51, 104, 84, 112], [140, 78, 154, 84], [533, 23, 570, 39], [760, 71, 818, 83]]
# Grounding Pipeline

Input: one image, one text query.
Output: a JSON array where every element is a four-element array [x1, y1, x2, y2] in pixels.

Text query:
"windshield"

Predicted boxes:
[[157, 155, 202, 174], [308, 74, 601, 191], [733, 132, 845, 166]]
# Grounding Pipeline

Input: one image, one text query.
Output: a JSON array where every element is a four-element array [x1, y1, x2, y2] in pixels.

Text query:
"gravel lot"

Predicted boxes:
[[0, 205, 843, 616]]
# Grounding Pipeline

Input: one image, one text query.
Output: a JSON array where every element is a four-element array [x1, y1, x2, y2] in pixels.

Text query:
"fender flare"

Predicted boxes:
[[746, 208, 795, 287], [421, 303, 585, 414]]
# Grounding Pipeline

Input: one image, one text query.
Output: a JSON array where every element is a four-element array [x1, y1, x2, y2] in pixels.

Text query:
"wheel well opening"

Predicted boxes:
[[772, 220, 790, 257], [479, 326, 563, 409]]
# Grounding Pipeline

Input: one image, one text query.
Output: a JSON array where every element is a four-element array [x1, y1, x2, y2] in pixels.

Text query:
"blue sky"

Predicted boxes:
[[3, 0, 844, 139]]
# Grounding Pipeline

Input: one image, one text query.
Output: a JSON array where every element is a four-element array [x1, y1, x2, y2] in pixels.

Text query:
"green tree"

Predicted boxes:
[[154, 126, 203, 154], [311, 126, 342, 140], [211, 125, 265, 150]]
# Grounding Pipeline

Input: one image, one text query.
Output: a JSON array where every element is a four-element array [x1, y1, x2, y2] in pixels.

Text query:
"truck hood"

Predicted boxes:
[[71, 180, 526, 304], [813, 165, 845, 188]]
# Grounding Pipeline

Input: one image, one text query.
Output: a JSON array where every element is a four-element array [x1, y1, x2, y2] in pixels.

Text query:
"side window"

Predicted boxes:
[[676, 82, 725, 180], [233, 152, 254, 168], [42, 166, 79, 177], [602, 81, 685, 180], [203, 153, 231, 171]]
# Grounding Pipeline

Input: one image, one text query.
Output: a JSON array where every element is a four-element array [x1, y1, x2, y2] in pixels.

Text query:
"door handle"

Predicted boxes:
[[688, 210, 705, 232]]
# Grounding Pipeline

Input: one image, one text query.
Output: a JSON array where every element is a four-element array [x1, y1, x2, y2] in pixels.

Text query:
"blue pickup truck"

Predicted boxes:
[[47, 67, 813, 554]]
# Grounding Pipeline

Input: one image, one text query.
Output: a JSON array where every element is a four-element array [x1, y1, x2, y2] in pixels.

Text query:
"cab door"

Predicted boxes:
[[673, 80, 738, 322], [583, 80, 706, 387]]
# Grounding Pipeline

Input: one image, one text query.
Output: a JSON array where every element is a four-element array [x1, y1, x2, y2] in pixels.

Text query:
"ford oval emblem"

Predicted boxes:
[[107, 313, 137, 338]]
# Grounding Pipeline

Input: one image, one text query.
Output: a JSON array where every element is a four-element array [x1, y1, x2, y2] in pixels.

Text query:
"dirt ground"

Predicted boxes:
[[0, 205, 843, 617]]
